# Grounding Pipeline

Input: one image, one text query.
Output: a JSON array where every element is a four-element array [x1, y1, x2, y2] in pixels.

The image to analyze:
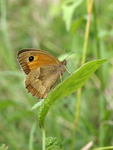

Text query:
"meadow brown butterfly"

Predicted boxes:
[[17, 49, 70, 99]]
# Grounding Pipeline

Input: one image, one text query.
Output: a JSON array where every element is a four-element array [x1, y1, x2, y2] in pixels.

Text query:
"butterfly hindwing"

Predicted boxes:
[[25, 65, 62, 99]]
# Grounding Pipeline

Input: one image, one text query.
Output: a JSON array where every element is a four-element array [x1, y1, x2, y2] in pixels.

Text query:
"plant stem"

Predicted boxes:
[[93, 3, 104, 88], [42, 125, 46, 150], [29, 122, 37, 150], [93, 3, 106, 146], [70, 0, 94, 149]]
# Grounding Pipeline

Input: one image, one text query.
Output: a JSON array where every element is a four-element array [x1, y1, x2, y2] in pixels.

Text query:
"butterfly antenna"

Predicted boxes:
[[64, 52, 75, 60]]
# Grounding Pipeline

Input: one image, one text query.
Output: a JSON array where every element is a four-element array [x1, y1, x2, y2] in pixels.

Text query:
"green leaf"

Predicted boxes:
[[46, 145, 61, 150], [71, 16, 84, 33], [62, 0, 84, 31], [31, 99, 44, 110], [45, 137, 62, 149], [38, 59, 107, 127], [0, 144, 8, 150]]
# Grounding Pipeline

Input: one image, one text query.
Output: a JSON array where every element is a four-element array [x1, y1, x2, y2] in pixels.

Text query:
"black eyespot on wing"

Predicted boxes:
[[29, 56, 34, 62]]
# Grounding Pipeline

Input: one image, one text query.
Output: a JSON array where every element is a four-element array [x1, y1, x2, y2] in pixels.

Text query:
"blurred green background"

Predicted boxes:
[[0, 0, 113, 150]]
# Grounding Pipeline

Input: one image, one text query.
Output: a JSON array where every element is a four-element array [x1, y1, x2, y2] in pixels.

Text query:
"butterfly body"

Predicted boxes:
[[17, 49, 67, 99]]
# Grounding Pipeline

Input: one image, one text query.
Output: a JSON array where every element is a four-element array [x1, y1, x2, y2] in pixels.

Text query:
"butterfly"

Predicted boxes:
[[17, 49, 71, 99]]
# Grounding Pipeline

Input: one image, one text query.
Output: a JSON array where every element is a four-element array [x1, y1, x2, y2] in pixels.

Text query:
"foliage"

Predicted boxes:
[[0, 144, 8, 150], [45, 137, 62, 149], [38, 59, 106, 127], [0, 0, 113, 150]]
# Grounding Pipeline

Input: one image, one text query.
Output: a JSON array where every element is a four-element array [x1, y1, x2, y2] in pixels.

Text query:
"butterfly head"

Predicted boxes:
[[61, 59, 67, 66]]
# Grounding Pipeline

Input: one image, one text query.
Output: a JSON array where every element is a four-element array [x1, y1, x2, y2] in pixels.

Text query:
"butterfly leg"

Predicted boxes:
[[64, 66, 72, 75], [60, 73, 63, 82]]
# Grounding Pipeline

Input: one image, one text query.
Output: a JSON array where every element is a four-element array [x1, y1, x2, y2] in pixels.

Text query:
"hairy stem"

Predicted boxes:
[[42, 125, 46, 150]]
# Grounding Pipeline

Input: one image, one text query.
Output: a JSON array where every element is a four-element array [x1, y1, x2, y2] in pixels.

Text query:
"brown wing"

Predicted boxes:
[[25, 64, 62, 99], [17, 49, 61, 75]]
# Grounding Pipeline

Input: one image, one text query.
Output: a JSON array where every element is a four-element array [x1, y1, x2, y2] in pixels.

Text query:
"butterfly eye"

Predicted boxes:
[[29, 56, 34, 62]]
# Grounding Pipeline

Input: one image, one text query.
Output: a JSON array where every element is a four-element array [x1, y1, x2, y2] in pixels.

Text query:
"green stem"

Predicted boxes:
[[70, 88, 82, 150], [42, 125, 46, 150], [29, 122, 37, 150], [81, 0, 94, 65], [70, 0, 94, 149], [93, 3, 104, 88], [92, 146, 113, 150], [93, 3, 106, 146], [93, 4, 101, 59]]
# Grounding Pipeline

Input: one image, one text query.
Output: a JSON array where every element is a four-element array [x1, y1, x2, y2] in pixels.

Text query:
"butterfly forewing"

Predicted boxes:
[[17, 49, 61, 75]]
